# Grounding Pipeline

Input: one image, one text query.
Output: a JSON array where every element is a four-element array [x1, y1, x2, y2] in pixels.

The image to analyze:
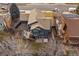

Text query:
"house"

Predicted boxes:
[[28, 9, 55, 38]]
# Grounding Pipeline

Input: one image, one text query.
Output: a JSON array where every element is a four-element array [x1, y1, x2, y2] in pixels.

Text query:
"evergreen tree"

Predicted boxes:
[[10, 3, 20, 21]]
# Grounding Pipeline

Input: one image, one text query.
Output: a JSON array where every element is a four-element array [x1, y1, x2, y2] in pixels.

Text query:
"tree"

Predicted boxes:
[[76, 4, 79, 15], [10, 3, 20, 21]]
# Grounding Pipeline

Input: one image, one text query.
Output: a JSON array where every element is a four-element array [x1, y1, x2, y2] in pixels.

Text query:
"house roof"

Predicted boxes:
[[30, 18, 51, 30], [28, 8, 56, 24], [29, 9, 53, 30], [28, 8, 56, 30], [28, 8, 40, 25]]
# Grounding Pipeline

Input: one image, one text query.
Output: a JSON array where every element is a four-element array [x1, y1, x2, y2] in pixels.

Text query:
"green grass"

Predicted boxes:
[[0, 31, 10, 40], [31, 42, 44, 53], [32, 42, 42, 50]]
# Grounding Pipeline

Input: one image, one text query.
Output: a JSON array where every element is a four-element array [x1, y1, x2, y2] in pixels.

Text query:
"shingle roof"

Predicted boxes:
[[30, 18, 51, 30], [28, 8, 40, 25], [28, 8, 55, 30]]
